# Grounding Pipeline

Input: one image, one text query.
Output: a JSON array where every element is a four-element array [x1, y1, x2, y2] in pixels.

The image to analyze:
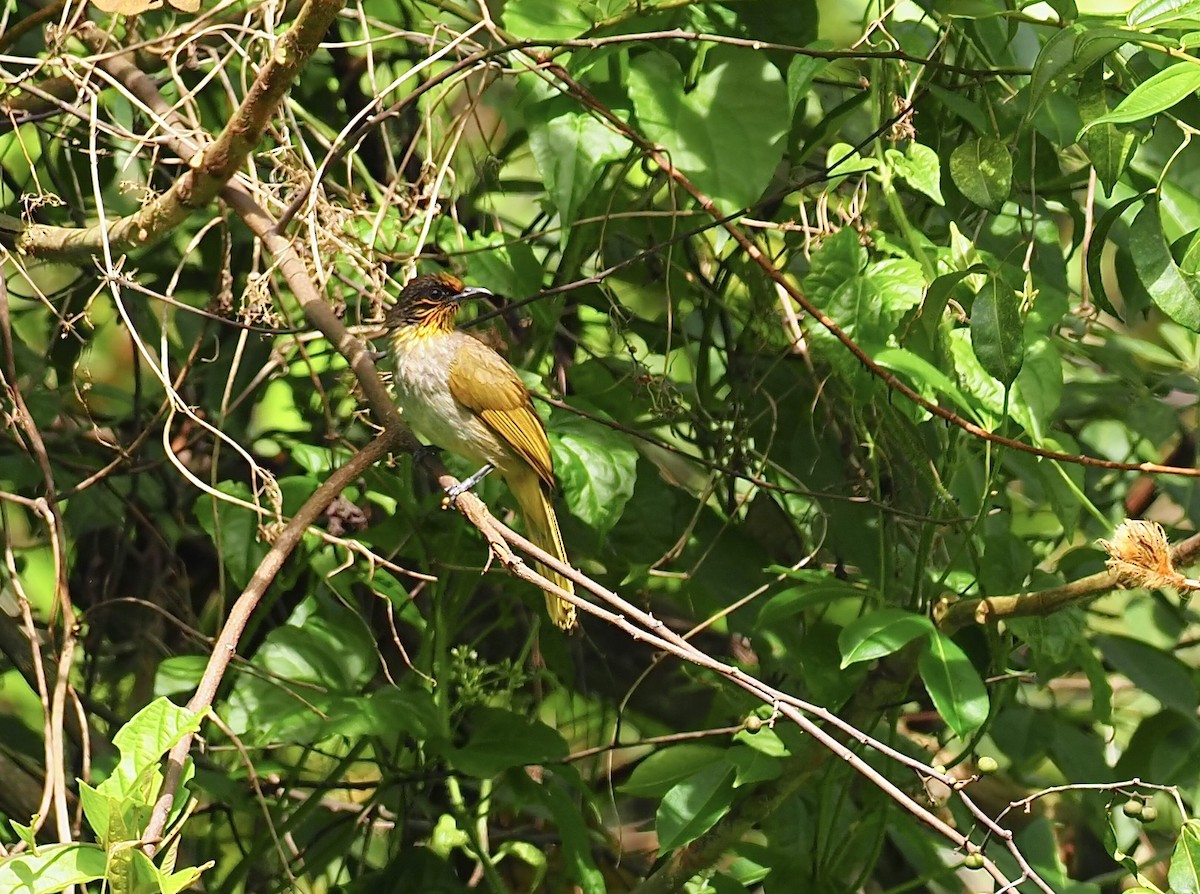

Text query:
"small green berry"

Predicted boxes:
[[976, 756, 999, 774], [1121, 799, 1143, 818], [1140, 805, 1158, 823], [963, 852, 985, 869]]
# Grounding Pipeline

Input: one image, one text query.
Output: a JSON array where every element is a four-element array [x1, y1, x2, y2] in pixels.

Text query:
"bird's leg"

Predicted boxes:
[[412, 444, 441, 466], [445, 463, 495, 500]]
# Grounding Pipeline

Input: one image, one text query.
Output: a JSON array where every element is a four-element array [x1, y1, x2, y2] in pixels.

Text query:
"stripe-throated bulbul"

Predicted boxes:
[[385, 273, 578, 630]]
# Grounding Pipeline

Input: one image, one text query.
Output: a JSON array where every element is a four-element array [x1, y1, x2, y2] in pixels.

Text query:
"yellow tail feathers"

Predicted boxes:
[[508, 470, 578, 631]]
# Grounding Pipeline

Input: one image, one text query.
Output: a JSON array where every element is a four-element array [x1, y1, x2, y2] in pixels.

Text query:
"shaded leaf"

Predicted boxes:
[[449, 707, 569, 777], [528, 107, 632, 244], [1095, 633, 1199, 714], [620, 745, 727, 798]]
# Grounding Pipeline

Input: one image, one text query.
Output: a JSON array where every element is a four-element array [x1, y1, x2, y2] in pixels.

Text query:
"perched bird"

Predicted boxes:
[[385, 272, 578, 630]]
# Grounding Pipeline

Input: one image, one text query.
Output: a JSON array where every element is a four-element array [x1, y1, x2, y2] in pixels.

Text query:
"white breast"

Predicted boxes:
[[391, 331, 514, 471]]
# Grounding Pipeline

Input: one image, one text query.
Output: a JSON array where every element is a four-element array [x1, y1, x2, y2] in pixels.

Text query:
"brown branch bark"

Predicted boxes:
[[937, 531, 1200, 630], [140, 428, 400, 854], [15, 0, 346, 261]]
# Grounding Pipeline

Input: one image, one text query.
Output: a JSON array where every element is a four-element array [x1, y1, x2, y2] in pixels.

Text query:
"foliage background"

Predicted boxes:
[[4, 0, 1200, 891]]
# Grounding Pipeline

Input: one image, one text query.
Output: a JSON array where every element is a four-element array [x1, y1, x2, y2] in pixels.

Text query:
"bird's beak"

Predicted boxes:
[[458, 286, 493, 302]]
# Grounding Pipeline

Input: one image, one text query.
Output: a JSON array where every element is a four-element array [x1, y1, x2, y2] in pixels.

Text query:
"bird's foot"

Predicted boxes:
[[445, 463, 495, 501]]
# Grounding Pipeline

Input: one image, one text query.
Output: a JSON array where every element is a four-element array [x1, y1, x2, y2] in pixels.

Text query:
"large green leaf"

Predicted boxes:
[[656, 762, 736, 851], [918, 631, 990, 738], [1079, 61, 1200, 135], [886, 142, 944, 205], [970, 277, 1024, 387], [503, 0, 593, 38], [0, 844, 107, 892], [1086, 193, 1145, 319], [1079, 68, 1142, 196], [1026, 24, 1084, 117], [1170, 819, 1200, 894], [1128, 0, 1200, 28], [552, 412, 638, 534], [620, 744, 727, 798], [1130, 197, 1200, 330], [528, 105, 632, 243], [628, 48, 789, 212], [838, 609, 935, 667], [1095, 634, 1199, 714], [449, 707, 569, 777], [104, 697, 205, 801]]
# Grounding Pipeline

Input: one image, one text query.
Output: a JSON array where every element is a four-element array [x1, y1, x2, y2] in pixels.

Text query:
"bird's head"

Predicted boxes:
[[385, 273, 492, 334]]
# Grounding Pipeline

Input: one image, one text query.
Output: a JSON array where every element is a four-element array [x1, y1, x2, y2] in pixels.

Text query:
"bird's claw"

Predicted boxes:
[[444, 463, 495, 502]]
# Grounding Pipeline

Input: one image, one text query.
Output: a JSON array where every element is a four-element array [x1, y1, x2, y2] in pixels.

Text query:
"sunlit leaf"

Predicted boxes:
[[656, 762, 735, 851], [950, 138, 1012, 211]]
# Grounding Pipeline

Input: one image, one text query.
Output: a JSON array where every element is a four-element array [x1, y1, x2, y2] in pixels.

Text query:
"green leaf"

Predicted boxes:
[[1027, 24, 1085, 118], [0, 844, 108, 892], [726, 745, 782, 788], [552, 413, 638, 534], [1079, 61, 1200, 135], [528, 106, 631, 242], [970, 278, 1024, 386], [1086, 193, 1144, 319], [1169, 819, 1200, 894], [158, 859, 214, 894], [838, 609, 935, 667], [656, 762, 735, 852], [827, 142, 878, 179], [786, 53, 829, 112], [755, 579, 864, 627], [1078, 645, 1114, 724], [918, 631, 990, 738], [195, 482, 267, 589], [104, 697, 205, 801], [1072, 28, 1177, 75], [1079, 67, 1141, 196], [949, 138, 1012, 212], [619, 745, 727, 798], [1129, 0, 1200, 27], [449, 707, 569, 777], [874, 348, 980, 419], [538, 779, 606, 894], [628, 49, 789, 212], [1095, 634, 1199, 714], [1130, 197, 1200, 330], [887, 142, 944, 205], [503, 0, 592, 38]]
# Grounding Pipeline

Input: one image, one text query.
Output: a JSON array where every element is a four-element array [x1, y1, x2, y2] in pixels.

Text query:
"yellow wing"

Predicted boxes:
[[448, 336, 556, 490]]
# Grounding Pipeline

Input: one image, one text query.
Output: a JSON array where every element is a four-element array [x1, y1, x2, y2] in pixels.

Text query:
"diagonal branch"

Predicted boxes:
[[15, 0, 346, 261]]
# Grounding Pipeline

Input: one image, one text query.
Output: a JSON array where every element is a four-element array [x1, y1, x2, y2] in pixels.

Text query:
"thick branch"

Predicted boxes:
[[15, 0, 346, 261], [938, 530, 1200, 630]]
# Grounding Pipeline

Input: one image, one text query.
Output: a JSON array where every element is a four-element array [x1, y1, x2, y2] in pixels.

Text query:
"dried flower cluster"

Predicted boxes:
[[1098, 519, 1200, 592]]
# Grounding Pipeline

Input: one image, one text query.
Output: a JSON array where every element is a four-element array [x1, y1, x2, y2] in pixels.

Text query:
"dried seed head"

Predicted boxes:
[[1098, 519, 1195, 591]]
